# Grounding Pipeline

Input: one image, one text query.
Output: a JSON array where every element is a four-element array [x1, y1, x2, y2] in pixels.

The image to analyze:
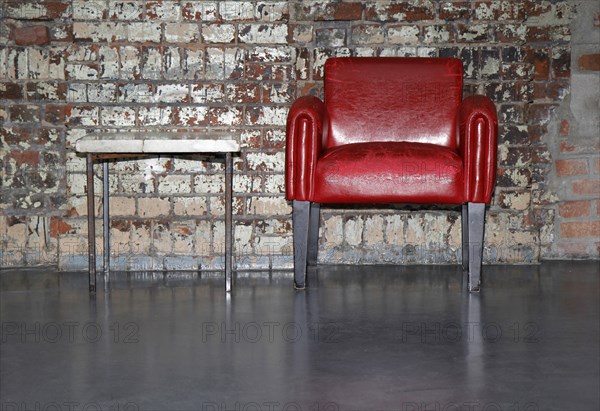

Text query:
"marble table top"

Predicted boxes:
[[75, 132, 240, 154]]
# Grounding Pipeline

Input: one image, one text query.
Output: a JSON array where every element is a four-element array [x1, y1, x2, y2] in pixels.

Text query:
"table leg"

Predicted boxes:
[[225, 152, 233, 292], [86, 154, 96, 293], [103, 161, 110, 289]]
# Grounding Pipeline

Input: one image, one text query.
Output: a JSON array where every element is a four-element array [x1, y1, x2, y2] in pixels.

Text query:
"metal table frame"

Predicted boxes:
[[80, 137, 238, 294]]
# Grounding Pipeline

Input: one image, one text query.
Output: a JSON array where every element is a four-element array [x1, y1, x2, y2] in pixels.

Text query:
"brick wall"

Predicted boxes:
[[1, 1, 598, 271], [547, 0, 600, 258]]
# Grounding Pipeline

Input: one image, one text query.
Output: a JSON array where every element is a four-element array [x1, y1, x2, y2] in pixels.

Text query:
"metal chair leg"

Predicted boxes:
[[467, 202, 486, 292], [307, 202, 320, 266], [461, 204, 469, 272], [293, 200, 311, 289]]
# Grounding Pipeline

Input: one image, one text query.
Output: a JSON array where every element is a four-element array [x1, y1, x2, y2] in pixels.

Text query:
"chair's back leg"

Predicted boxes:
[[461, 204, 469, 272], [467, 202, 486, 292], [307, 203, 320, 266], [293, 200, 311, 289]]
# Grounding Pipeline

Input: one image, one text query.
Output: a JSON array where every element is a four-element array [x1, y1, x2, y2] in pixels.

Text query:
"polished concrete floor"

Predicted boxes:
[[1, 262, 599, 411]]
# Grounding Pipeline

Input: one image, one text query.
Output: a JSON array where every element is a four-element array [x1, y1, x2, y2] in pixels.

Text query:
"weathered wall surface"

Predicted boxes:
[[1, 1, 598, 270], [545, 0, 600, 258]]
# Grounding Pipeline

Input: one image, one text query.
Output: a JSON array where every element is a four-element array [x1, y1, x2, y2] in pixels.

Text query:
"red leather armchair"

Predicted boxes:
[[286, 57, 498, 291]]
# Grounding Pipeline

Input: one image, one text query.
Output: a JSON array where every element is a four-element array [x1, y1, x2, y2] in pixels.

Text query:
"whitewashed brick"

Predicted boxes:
[[109, 197, 136, 216], [73, 22, 127, 42], [119, 84, 153, 103], [165, 23, 201, 42], [138, 197, 171, 217], [202, 24, 236, 43], [99, 46, 119, 79], [6, 49, 28, 80], [68, 107, 100, 126], [247, 107, 287, 126], [164, 47, 183, 79], [246, 151, 284, 172], [87, 84, 118, 103], [263, 174, 285, 193], [109, 1, 144, 20], [174, 197, 207, 216], [138, 106, 173, 126], [67, 45, 98, 62], [120, 173, 155, 194], [154, 84, 189, 103], [323, 215, 343, 247], [183, 1, 218, 21], [28, 49, 50, 80], [158, 175, 192, 194], [344, 217, 363, 247], [66, 64, 99, 80], [219, 2, 255, 21], [127, 22, 162, 43], [256, 2, 289, 22], [205, 47, 244, 80], [191, 83, 224, 103], [176, 106, 209, 125], [194, 174, 224, 193], [388, 25, 420, 44], [183, 48, 204, 79], [147, 1, 181, 21], [239, 24, 288, 44], [101, 106, 136, 127], [120, 46, 141, 79], [249, 46, 294, 62], [73, 0, 106, 20], [142, 47, 162, 79]]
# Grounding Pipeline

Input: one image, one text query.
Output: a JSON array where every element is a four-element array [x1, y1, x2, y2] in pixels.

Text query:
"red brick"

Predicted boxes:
[[559, 201, 591, 218], [440, 2, 471, 20], [1, 83, 24, 100], [45, 104, 68, 124], [317, 2, 363, 21], [365, 2, 435, 22], [561, 221, 600, 238], [49, 217, 73, 238], [524, 48, 550, 80], [9, 105, 40, 123], [595, 158, 600, 174], [578, 54, 600, 71], [595, 200, 600, 216], [555, 242, 597, 257], [9, 150, 40, 166], [572, 179, 600, 196], [559, 119, 570, 136], [14, 26, 50, 46], [556, 159, 589, 176], [527, 103, 557, 124]]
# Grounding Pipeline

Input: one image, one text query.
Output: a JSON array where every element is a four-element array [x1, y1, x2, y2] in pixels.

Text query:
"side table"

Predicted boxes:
[[75, 133, 240, 293]]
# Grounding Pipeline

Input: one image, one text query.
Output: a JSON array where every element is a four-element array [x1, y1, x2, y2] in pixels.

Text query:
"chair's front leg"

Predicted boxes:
[[467, 202, 486, 292], [307, 203, 320, 266], [293, 200, 311, 289]]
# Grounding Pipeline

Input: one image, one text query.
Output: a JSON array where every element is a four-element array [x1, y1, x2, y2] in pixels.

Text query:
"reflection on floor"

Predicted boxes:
[[1, 262, 599, 411]]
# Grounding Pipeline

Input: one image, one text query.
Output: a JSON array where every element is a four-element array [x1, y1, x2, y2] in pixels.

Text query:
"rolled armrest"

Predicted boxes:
[[286, 96, 326, 201], [459, 95, 498, 204]]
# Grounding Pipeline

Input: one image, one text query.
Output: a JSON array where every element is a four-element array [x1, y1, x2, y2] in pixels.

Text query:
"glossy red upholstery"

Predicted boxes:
[[286, 57, 498, 205]]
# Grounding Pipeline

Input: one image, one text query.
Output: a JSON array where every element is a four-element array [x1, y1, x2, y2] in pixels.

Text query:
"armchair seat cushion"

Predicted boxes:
[[312, 142, 464, 204]]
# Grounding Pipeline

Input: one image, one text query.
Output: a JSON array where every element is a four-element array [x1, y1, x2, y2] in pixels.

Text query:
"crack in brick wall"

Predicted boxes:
[[1, 1, 598, 270]]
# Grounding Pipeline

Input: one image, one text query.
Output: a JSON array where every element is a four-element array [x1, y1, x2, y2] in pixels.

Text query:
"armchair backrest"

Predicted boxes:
[[324, 57, 463, 150]]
